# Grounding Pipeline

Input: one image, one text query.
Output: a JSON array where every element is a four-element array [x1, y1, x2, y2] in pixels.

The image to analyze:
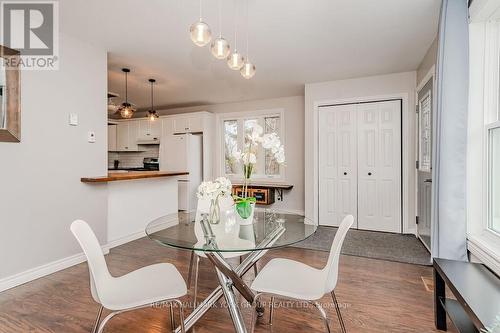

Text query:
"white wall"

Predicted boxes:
[[304, 71, 417, 233], [155, 96, 305, 214], [0, 33, 108, 289], [417, 37, 438, 85]]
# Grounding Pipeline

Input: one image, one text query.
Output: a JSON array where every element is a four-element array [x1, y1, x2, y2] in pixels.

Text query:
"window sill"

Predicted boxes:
[[467, 231, 500, 276]]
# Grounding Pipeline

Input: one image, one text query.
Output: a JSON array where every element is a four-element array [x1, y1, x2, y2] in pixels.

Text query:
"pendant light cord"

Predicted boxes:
[[199, 0, 202, 20], [125, 71, 128, 104], [218, 0, 222, 37], [233, 0, 238, 50], [151, 81, 154, 111], [245, 0, 249, 60]]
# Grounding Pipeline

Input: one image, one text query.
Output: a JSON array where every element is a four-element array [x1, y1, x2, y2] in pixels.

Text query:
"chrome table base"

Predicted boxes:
[[174, 226, 285, 333]]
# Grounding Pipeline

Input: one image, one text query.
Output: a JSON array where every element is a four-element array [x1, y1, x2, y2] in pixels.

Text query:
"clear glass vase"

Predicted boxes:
[[209, 197, 220, 224]]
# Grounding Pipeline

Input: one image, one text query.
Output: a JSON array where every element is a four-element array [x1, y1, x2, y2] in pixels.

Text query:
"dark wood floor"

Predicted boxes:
[[0, 237, 456, 333]]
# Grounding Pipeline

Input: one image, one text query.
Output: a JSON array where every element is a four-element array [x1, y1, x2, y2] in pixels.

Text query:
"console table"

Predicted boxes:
[[434, 258, 500, 332]]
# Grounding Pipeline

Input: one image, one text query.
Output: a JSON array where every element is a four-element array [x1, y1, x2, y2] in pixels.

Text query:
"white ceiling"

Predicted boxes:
[[60, 0, 441, 110]]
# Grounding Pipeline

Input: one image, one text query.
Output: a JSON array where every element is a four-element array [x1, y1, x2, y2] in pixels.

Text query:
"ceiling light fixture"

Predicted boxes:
[[146, 79, 159, 121], [227, 0, 245, 70], [210, 0, 230, 59], [240, 0, 256, 79], [118, 68, 136, 119], [190, 0, 212, 47]]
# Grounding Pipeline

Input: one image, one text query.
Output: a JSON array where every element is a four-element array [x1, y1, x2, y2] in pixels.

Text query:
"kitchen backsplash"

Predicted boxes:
[[108, 145, 160, 169]]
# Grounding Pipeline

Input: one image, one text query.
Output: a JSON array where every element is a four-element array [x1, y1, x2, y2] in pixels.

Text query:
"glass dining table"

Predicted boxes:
[[146, 208, 317, 333]]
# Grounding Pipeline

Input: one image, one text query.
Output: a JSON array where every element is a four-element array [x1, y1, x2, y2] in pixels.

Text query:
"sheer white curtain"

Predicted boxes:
[[431, 0, 469, 260]]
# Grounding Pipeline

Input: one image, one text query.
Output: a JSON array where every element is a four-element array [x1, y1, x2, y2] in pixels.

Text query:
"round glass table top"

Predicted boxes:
[[146, 208, 317, 253]]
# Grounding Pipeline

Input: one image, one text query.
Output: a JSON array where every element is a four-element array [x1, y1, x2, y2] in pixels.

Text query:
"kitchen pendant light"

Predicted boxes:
[[227, 0, 245, 70], [240, 0, 256, 79], [190, 0, 212, 47], [118, 68, 135, 119], [146, 79, 159, 121], [210, 0, 231, 59]]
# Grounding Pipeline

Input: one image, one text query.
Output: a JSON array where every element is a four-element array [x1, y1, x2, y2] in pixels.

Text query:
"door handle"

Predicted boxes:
[[424, 179, 432, 183]]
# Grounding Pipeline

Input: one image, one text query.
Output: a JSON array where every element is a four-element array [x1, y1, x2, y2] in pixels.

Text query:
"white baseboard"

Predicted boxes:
[[0, 245, 110, 293], [103, 230, 146, 252], [103, 219, 178, 252]]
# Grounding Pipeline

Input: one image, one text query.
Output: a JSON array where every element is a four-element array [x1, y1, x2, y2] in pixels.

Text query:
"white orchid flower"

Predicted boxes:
[[247, 123, 263, 144], [230, 147, 242, 161], [262, 133, 281, 150]]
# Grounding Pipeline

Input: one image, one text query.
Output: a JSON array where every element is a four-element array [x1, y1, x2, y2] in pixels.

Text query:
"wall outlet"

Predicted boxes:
[[88, 131, 96, 143], [69, 113, 78, 126]]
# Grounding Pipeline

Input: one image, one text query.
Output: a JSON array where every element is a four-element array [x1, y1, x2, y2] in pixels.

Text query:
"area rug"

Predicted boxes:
[[291, 226, 431, 266]]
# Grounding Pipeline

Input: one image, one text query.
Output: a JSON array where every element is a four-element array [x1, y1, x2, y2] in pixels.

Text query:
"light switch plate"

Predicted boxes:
[[88, 131, 96, 143], [69, 113, 78, 126]]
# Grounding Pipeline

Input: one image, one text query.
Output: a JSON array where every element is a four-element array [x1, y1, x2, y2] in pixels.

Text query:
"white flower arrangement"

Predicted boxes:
[[196, 177, 232, 201], [230, 123, 286, 173], [229, 122, 286, 220]]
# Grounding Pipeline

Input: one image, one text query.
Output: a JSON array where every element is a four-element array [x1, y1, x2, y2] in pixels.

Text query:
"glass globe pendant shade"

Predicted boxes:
[[190, 20, 212, 47], [210, 37, 231, 59], [240, 61, 256, 79], [119, 104, 134, 119], [227, 50, 245, 70]]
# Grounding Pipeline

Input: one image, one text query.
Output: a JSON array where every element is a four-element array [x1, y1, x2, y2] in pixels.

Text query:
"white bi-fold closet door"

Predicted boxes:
[[319, 100, 402, 233]]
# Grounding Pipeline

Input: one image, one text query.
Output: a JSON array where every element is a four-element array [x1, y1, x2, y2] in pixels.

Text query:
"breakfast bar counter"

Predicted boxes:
[[81, 171, 188, 247], [81, 171, 188, 183]]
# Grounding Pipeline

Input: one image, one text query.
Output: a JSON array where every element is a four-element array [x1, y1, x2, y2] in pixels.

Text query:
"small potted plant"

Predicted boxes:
[[230, 123, 285, 224], [196, 177, 232, 224]]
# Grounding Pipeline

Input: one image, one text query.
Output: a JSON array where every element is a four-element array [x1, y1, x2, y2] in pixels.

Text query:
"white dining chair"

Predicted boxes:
[[250, 215, 354, 333], [187, 196, 260, 305], [70, 220, 187, 333]]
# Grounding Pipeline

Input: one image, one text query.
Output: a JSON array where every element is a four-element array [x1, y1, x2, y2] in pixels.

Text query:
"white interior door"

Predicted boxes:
[[319, 104, 358, 227], [357, 100, 402, 233]]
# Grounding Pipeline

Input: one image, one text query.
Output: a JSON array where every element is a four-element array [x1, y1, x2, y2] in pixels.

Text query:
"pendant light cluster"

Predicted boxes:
[[189, 0, 256, 79]]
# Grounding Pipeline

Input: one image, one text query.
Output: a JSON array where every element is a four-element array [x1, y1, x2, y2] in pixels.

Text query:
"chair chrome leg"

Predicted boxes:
[[169, 303, 176, 332], [253, 262, 258, 277], [331, 291, 347, 333], [91, 305, 103, 333], [269, 296, 275, 325], [312, 301, 331, 333], [251, 293, 263, 333], [173, 299, 186, 333], [187, 251, 195, 288], [193, 256, 200, 307]]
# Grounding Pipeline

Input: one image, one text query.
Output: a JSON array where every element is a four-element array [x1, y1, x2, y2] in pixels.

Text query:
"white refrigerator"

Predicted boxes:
[[160, 133, 203, 212]]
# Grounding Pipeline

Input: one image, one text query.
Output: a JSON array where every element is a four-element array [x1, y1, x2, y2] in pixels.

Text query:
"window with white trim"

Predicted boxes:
[[221, 110, 284, 181], [468, 0, 500, 274]]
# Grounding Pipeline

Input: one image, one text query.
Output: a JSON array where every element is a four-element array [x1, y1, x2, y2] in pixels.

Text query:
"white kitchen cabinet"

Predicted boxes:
[[108, 124, 117, 151], [138, 119, 161, 142], [116, 122, 129, 151], [162, 118, 173, 136], [173, 116, 204, 134], [127, 121, 140, 150], [116, 121, 140, 151]]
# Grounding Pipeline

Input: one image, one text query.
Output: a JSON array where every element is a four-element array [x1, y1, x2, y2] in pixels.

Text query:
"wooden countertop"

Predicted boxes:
[[81, 171, 189, 183]]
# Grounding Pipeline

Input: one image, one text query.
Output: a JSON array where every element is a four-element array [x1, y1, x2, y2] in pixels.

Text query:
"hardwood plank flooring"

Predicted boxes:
[[0, 237, 456, 332]]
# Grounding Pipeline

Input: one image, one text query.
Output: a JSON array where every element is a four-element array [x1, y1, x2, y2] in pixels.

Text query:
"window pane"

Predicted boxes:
[[264, 116, 281, 176], [489, 127, 500, 233], [224, 120, 239, 174]]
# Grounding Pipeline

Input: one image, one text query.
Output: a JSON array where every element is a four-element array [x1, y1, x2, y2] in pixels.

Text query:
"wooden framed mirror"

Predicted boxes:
[[0, 45, 21, 142]]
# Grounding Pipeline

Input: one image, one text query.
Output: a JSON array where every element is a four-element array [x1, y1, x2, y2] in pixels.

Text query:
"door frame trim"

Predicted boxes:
[[313, 92, 414, 234], [416, 65, 436, 250], [317, 99, 404, 233]]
